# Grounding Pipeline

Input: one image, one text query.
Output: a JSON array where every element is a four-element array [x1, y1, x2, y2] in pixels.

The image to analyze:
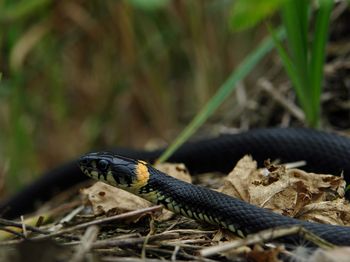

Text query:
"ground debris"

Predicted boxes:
[[220, 155, 350, 226], [1, 158, 349, 261]]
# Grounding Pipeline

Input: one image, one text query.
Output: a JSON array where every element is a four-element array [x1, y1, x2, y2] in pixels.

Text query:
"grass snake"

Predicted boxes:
[[2, 128, 350, 245]]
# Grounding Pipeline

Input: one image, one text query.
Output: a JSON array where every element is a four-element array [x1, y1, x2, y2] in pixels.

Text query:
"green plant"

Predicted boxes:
[[346, 184, 350, 192], [273, 0, 333, 127], [159, 0, 334, 162], [231, 0, 334, 128], [157, 28, 285, 163]]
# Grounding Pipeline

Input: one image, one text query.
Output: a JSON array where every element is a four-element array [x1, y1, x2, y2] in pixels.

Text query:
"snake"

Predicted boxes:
[[2, 128, 350, 245]]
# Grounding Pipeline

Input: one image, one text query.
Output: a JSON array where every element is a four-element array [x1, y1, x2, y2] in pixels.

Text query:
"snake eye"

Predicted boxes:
[[97, 159, 109, 171]]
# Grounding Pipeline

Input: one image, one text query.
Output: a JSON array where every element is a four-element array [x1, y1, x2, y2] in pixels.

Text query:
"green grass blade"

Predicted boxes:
[[346, 184, 350, 193], [295, 0, 309, 44], [157, 27, 285, 163], [281, 0, 309, 100], [268, 25, 310, 119], [281, 0, 308, 67], [229, 0, 286, 31], [309, 0, 333, 126]]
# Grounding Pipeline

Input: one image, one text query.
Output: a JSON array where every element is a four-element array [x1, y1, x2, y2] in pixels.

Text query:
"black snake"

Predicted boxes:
[[2, 128, 350, 245]]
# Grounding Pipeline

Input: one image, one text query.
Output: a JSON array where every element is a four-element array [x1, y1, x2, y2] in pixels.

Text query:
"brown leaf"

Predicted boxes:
[[154, 162, 192, 183], [297, 199, 350, 225], [81, 182, 151, 216], [219, 155, 350, 225], [81, 163, 191, 222], [219, 155, 257, 202], [246, 245, 284, 262]]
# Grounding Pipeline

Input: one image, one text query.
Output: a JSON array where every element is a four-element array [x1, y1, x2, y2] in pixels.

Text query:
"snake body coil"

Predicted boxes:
[[2, 128, 350, 245]]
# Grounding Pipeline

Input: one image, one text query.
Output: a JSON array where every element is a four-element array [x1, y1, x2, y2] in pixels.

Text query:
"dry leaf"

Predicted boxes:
[[219, 155, 257, 202], [154, 162, 192, 183], [222, 245, 252, 260], [246, 245, 284, 262], [81, 162, 191, 222], [219, 155, 350, 226], [81, 182, 151, 216], [297, 199, 350, 225], [212, 229, 240, 242]]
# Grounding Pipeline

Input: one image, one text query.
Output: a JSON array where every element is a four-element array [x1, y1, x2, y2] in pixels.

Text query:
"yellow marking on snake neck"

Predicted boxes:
[[134, 162, 150, 189]]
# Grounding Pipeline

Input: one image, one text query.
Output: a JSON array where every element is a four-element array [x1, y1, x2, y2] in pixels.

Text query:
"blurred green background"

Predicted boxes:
[[0, 0, 349, 195]]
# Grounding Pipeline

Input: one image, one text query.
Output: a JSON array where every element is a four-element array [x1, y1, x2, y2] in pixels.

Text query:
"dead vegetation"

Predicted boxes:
[[1, 157, 350, 261]]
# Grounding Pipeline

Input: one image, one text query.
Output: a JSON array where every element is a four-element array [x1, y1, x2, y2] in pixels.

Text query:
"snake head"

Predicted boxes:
[[79, 152, 148, 190]]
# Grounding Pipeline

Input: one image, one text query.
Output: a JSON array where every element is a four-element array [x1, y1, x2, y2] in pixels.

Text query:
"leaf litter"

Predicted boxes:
[[220, 155, 350, 225], [1, 158, 350, 262]]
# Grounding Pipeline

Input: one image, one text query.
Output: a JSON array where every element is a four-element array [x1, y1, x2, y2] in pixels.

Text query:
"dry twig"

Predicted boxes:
[[70, 225, 99, 262], [0, 217, 49, 235], [200, 225, 334, 257], [32, 205, 163, 241]]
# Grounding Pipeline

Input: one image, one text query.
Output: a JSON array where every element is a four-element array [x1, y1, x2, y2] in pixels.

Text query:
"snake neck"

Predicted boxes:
[[136, 165, 247, 237]]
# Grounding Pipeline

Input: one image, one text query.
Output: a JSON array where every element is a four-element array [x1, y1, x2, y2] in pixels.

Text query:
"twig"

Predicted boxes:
[[70, 225, 99, 262], [162, 229, 216, 235], [62, 233, 140, 246], [20, 216, 27, 238], [161, 239, 211, 249], [31, 205, 163, 241], [141, 233, 151, 260], [0, 226, 26, 238], [200, 225, 334, 257], [60, 205, 85, 225], [101, 258, 188, 262], [92, 232, 179, 249], [0, 217, 49, 234], [49, 205, 85, 232], [147, 246, 219, 262], [331, 1, 349, 21], [171, 245, 180, 261], [163, 218, 181, 232], [259, 78, 305, 122], [284, 161, 307, 169]]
